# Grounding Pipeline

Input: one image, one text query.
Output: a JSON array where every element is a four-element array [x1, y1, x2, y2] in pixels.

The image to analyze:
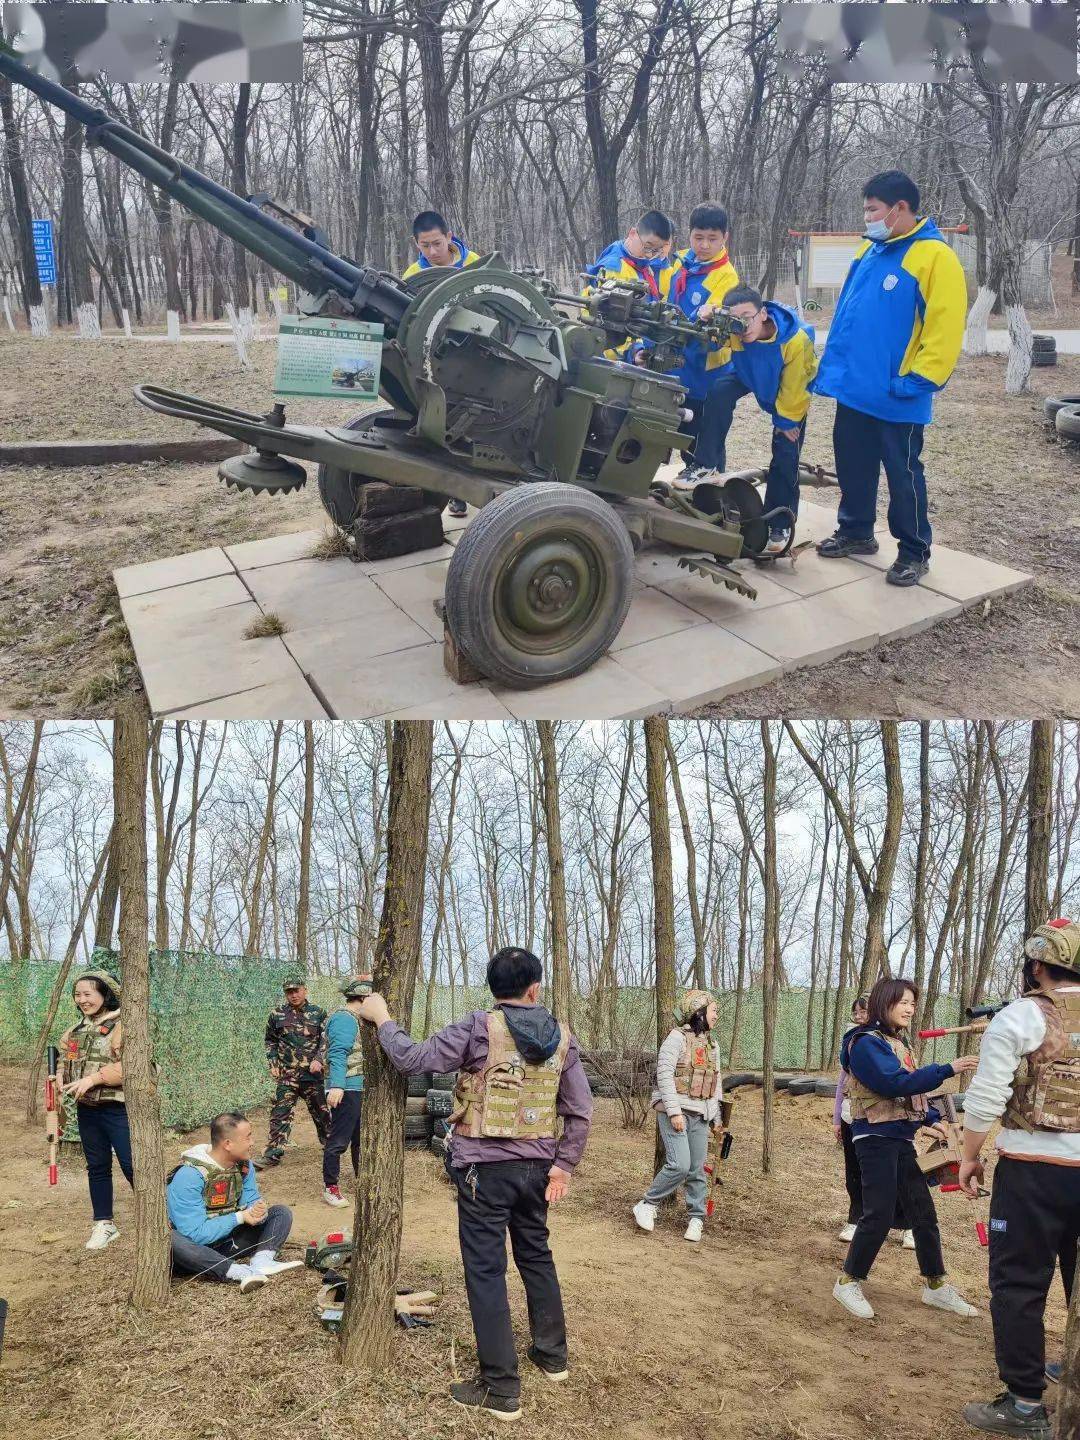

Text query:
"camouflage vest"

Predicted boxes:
[[673, 1027, 721, 1100], [175, 1154, 249, 1216], [1004, 990, 1080, 1133], [60, 1011, 124, 1104], [846, 1032, 928, 1125], [345, 1013, 364, 1081], [451, 1009, 570, 1140]]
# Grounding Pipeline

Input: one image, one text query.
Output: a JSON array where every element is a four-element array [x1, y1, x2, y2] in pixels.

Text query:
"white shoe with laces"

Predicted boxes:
[[838, 1222, 857, 1242], [764, 529, 792, 556], [921, 1283, 977, 1317], [86, 1220, 119, 1250], [632, 1200, 657, 1232], [833, 1278, 874, 1319], [251, 1257, 304, 1277], [684, 1217, 704, 1243], [237, 1268, 268, 1294]]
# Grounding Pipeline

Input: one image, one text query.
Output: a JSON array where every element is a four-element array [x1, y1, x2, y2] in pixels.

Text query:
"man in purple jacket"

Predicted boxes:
[[356, 945, 593, 1423]]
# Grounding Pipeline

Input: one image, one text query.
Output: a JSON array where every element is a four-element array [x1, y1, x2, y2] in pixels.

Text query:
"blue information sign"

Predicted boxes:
[[32, 219, 56, 285]]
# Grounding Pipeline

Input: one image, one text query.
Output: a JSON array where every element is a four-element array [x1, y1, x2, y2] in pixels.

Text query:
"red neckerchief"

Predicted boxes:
[[672, 250, 729, 304], [626, 254, 660, 299]]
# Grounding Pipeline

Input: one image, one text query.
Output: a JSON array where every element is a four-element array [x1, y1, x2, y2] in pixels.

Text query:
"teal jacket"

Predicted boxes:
[[326, 1009, 364, 1092], [812, 217, 967, 425]]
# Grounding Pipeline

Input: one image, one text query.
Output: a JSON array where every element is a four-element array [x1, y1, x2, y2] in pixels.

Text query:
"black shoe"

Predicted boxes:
[[253, 1149, 283, 1170], [886, 557, 929, 587], [449, 1380, 522, 1422], [962, 1393, 1051, 1438], [447, 499, 467, 518], [817, 531, 879, 559], [527, 1345, 569, 1383], [1044, 1361, 1061, 1384]]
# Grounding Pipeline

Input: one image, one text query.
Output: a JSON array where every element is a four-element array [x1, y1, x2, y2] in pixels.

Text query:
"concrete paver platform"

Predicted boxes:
[[115, 493, 1032, 720]]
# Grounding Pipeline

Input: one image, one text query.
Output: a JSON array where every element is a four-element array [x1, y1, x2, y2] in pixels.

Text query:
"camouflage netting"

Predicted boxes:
[[0, 952, 973, 1130]]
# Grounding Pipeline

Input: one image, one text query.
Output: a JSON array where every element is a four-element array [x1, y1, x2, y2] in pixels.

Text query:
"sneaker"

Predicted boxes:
[[961, 1393, 1052, 1437], [832, 1277, 874, 1319], [251, 1258, 304, 1277], [901, 1230, 916, 1250], [922, 1282, 977, 1317], [527, 1346, 569, 1383], [673, 464, 707, 489], [632, 1200, 657, 1232], [886, 557, 929, 587], [254, 1149, 282, 1169], [237, 1268, 268, 1295], [86, 1220, 119, 1251], [817, 531, 880, 559], [764, 529, 791, 556], [450, 1379, 522, 1422], [1045, 1361, 1061, 1384], [838, 1222, 857, 1242], [684, 1217, 704, 1243], [447, 499, 467, 518], [323, 1185, 349, 1208]]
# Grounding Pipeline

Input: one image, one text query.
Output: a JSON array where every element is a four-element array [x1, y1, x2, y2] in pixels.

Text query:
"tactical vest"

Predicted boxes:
[[168, 1154, 249, 1215], [60, 1012, 124, 1104], [345, 1016, 364, 1082], [672, 1027, 721, 1100], [1004, 990, 1080, 1133], [451, 1009, 571, 1140], [846, 1032, 928, 1125]]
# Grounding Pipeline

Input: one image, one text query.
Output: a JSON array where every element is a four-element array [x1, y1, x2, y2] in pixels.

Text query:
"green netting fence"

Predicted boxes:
[[0, 951, 975, 1130]]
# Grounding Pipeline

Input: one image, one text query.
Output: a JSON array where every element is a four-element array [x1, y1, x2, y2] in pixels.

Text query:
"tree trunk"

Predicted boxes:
[[339, 721, 433, 1371], [93, 833, 120, 950], [114, 703, 170, 1309], [644, 717, 676, 1174], [759, 722, 780, 1175], [296, 722, 315, 971], [0, 75, 44, 314], [1026, 720, 1056, 935], [536, 723, 572, 1024]]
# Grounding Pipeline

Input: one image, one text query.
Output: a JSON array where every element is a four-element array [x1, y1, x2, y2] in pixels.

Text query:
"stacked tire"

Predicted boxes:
[[1032, 334, 1056, 368], [427, 1070, 456, 1156], [1049, 394, 1080, 442], [580, 1048, 655, 1099], [405, 1072, 434, 1148]]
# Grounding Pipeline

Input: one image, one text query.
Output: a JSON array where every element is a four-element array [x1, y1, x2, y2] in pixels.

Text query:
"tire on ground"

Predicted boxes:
[[442, 481, 635, 689], [1032, 352, 1057, 368], [1056, 405, 1080, 438], [407, 1072, 434, 1098], [788, 1078, 818, 1097], [426, 1088, 454, 1117], [316, 408, 447, 525], [1032, 334, 1056, 350], [1043, 394, 1080, 421], [405, 1095, 428, 1116], [431, 1070, 458, 1091], [814, 1078, 838, 1098], [722, 1072, 758, 1092], [404, 1114, 433, 1140]]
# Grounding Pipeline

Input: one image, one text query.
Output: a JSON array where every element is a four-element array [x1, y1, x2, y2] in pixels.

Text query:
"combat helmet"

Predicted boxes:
[[340, 974, 374, 999], [678, 989, 715, 1024], [1024, 919, 1080, 977], [72, 968, 122, 1004]]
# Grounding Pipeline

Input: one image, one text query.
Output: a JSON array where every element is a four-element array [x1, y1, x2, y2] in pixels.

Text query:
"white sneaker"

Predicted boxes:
[[236, 1267, 268, 1294], [633, 1200, 657, 1232], [921, 1283, 977, 1317], [684, 1218, 704, 1243], [86, 1220, 119, 1251], [901, 1230, 916, 1250], [764, 529, 792, 556], [838, 1222, 857, 1242], [323, 1185, 349, 1207], [832, 1278, 874, 1319], [251, 1258, 304, 1277]]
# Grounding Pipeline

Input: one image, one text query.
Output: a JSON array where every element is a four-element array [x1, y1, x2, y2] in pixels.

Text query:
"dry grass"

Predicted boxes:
[[243, 611, 288, 640], [310, 529, 353, 560]]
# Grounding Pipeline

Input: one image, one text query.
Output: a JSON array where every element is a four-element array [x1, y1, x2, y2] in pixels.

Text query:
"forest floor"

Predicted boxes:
[[1, 332, 1078, 717], [1, 1062, 1057, 1440]]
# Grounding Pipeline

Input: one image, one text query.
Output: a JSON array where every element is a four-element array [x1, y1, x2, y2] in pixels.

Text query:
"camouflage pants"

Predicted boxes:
[[266, 1071, 330, 1153]]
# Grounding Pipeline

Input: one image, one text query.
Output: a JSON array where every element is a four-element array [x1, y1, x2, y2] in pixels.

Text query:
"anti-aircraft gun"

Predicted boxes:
[[1, 51, 820, 689]]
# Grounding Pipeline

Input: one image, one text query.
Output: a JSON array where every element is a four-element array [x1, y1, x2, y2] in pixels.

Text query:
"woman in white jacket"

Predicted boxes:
[[633, 989, 724, 1243]]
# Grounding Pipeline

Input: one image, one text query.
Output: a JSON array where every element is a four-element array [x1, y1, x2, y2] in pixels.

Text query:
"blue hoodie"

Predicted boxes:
[[166, 1142, 261, 1246], [402, 235, 479, 279], [326, 1008, 365, 1092], [584, 240, 678, 299], [841, 1026, 950, 1143], [812, 217, 967, 425], [708, 301, 817, 426]]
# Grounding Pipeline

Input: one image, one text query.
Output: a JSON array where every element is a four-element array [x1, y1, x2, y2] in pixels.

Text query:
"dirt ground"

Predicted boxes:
[[1, 331, 1079, 717], [0, 1063, 1060, 1440]]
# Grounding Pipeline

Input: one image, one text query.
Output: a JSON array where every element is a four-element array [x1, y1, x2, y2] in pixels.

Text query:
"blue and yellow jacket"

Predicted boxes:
[[402, 235, 479, 280], [583, 240, 680, 299], [707, 301, 817, 426], [662, 248, 740, 401], [812, 218, 967, 425]]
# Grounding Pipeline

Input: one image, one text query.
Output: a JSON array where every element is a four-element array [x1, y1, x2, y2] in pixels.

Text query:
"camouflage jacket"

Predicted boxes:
[[265, 1001, 327, 1072]]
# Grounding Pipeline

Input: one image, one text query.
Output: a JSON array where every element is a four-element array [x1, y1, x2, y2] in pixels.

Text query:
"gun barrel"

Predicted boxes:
[[0, 53, 410, 330], [918, 1021, 988, 1039]]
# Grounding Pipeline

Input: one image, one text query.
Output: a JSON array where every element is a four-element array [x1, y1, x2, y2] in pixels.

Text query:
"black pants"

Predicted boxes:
[[832, 402, 931, 563], [989, 1156, 1080, 1400], [844, 1136, 944, 1280], [169, 1203, 293, 1282], [695, 377, 804, 530], [840, 1119, 908, 1228], [323, 1091, 363, 1187], [450, 1159, 567, 1400], [77, 1101, 134, 1221]]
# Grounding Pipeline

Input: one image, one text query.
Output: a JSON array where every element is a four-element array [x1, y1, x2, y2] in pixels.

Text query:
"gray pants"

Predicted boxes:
[[169, 1202, 293, 1282], [644, 1112, 710, 1219]]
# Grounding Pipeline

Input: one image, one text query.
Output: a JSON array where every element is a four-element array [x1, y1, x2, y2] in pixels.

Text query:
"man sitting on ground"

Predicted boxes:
[[166, 1111, 303, 1292]]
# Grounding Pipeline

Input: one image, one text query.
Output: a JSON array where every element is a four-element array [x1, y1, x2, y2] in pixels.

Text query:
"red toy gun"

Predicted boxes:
[[705, 1099, 734, 1218], [45, 1044, 60, 1185]]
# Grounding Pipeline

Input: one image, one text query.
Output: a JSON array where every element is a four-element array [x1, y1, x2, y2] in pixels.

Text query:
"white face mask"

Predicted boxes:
[[865, 204, 898, 242]]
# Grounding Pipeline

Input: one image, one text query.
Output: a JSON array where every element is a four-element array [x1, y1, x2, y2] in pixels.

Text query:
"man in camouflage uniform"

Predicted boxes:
[[255, 977, 329, 1169]]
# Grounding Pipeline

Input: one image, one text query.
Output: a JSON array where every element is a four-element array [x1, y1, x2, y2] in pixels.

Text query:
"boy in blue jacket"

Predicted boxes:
[[812, 170, 967, 586], [583, 210, 678, 299], [166, 1111, 301, 1291], [692, 285, 817, 555], [834, 976, 978, 1322], [321, 974, 371, 1207]]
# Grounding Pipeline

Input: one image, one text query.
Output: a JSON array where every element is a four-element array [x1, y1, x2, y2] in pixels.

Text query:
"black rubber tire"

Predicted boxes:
[[1055, 405, 1080, 438], [404, 1114, 433, 1140], [1043, 394, 1080, 422], [407, 1072, 434, 1098], [1032, 352, 1057, 368], [405, 1095, 428, 1116], [316, 409, 446, 525], [788, 1078, 818, 1097], [773, 1075, 795, 1091], [814, 1078, 838, 1098], [431, 1071, 457, 1091], [722, 1072, 758, 1092], [442, 481, 635, 688], [1032, 334, 1056, 350], [426, 1088, 454, 1117]]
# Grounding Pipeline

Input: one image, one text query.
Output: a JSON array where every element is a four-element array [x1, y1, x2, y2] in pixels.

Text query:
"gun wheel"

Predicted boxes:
[[316, 409, 446, 527], [443, 482, 634, 689]]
